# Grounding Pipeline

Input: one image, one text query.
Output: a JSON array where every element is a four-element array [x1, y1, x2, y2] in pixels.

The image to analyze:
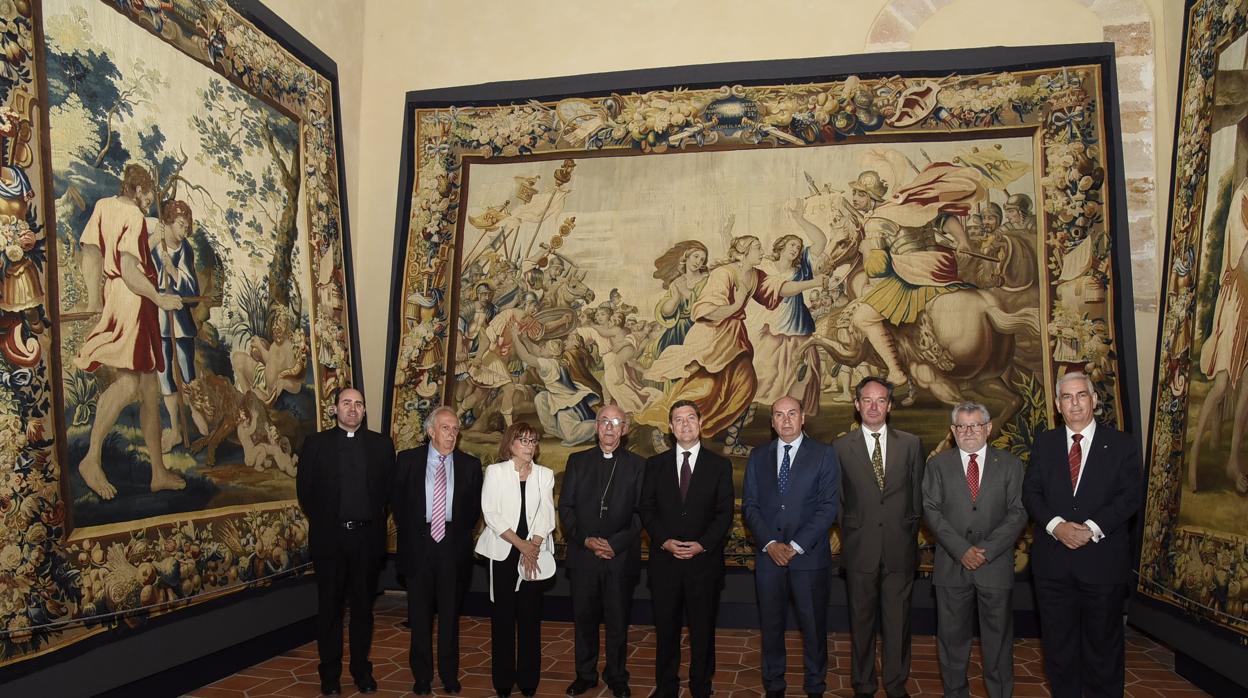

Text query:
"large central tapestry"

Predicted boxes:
[[385, 48, 1136, 565]]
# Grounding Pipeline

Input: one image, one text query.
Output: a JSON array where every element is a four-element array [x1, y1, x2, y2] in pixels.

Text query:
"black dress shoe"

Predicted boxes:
[[413, 681, 433, 695], [852, 693, 875, 698], [319, 679, 341, 696], [522, 690, 537, 697], [609, 683, 631, 698], [567, 678, 599, 695], [765, 690, 784, 698], [355, 675, 377, 694], [444, 680, 463, 694]]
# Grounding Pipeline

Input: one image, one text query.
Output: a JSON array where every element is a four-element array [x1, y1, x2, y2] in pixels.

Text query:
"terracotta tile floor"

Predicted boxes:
[[189, 592, 1207, 697]]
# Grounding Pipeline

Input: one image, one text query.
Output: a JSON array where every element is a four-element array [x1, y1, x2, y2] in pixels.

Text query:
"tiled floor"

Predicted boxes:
[[189, 592, 1207, 697]]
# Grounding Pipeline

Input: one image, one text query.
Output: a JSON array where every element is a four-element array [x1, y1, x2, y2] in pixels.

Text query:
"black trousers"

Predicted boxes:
[[490, 549, 548, 694], [1034, 576, 1126, 698], [650, 562, 720, 698], [407, 528, 471, 685], [313, 526, 381, 684], [569, 562, 637, 685]]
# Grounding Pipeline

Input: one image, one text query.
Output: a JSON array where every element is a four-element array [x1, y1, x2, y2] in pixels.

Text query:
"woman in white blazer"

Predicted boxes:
[[475, 421, 556, 698]]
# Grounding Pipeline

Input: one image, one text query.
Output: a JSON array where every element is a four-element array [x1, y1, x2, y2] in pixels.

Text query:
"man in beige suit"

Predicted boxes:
[[923, 402, 1027, 698], [833, 377, 924, 698]]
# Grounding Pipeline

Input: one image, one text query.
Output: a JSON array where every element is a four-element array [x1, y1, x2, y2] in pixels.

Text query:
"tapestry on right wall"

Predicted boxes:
[[1139, 0, 1248, 643]]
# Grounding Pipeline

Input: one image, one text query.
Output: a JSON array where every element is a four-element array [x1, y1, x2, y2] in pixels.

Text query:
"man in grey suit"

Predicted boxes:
[[832, 377, 925, 698], [923, 402, 1027, 698]]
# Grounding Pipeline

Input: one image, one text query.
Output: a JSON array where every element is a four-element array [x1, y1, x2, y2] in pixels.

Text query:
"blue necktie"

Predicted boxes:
[[779, 444, 792, 496]]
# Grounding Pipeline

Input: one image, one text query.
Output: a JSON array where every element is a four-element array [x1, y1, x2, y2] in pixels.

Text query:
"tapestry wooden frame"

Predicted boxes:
[[1137, 0, 1248, 642], [0, 0, 360, 668], [384, 44, 1139, 567]]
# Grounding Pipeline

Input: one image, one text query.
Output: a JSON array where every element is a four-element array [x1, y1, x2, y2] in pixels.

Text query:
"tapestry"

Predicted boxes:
[[0, 0, 355, 666], [384, 48, 1136, 566], [1139, 0, 1248, 639]]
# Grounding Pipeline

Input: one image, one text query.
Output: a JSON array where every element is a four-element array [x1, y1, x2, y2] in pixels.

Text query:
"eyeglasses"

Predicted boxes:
[[514, 436, 539, 446], [952, 423, 989, 433], [597, 417, 623, 428]]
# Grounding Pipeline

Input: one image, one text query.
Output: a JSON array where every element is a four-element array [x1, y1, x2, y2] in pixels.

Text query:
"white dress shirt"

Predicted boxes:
[[959, 445, 987, 476], [675, 441, 702, 479], [861, 424, 888, 466]]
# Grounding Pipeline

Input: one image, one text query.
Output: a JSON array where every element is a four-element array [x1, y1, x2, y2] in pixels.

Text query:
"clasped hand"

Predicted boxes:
[[766, 542, 797, 567], [663, 539, 704, 559], [960, 545, 987, 570], [585, 536, 615, 560], [516, 538, 542, 580], [1054, 521, 1093, 549]]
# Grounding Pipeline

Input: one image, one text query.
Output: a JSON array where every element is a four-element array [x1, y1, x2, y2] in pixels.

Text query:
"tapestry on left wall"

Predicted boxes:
[[0, 0, 358, 667]]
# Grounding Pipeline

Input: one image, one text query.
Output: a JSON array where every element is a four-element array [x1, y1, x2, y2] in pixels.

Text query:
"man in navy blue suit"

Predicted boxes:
[[742, 396, 840, 698], [1023, 371, 1142, 698]]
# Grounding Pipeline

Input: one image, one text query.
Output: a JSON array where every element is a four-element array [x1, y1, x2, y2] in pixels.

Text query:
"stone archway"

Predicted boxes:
[[866, 0, 1158, 311]]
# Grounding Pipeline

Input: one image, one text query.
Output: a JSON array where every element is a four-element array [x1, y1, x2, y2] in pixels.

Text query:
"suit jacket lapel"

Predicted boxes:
[[884, 430, 903, 493], [787, 440, 815, 498], [846, 430, 870, 480], [763, 442, 780, 496], [688, 448, 711, 499], [1075, 431, 1107, 501]]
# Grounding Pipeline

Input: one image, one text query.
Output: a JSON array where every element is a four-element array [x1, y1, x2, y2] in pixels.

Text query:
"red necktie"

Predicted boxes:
[[1068, 434, 1083, 492], [679, 451, 692, 502], [966, 453, 979, 502]]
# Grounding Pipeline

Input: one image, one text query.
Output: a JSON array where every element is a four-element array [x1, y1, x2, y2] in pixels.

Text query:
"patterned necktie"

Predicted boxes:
[[967, 452, 980, 502], [1068, 434, 1083, 493], [871, 432, 885, 490], [431, 453, 447, 542], [679, 451, 692, 502], [779, 444, 792, 496]]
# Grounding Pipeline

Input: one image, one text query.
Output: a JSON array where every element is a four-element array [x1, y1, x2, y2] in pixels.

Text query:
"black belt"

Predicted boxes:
[[340, 520, 371, 530]]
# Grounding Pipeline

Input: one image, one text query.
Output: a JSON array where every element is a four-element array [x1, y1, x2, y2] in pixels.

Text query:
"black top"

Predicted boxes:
[[337, 428, 372, 521], [517, 480, 529, 540]]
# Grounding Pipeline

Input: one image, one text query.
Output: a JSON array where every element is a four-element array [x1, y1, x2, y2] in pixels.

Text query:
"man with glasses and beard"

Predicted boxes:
[[923, 403, 1026, 698]]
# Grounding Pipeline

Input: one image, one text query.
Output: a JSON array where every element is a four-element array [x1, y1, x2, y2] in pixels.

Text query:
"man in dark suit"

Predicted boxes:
[[296, 388, 395, 696], [742, 396, 840, 698], [640, 400, 735, 698], [923, 402, 1027, 698], [1023, 371, 1142, 698], [559, 404, 645, 698], [832, 376, 924, 698], [392, 405, 483, 695]]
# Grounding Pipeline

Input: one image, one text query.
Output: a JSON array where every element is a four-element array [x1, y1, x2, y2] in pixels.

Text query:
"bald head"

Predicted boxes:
[[771, 396, 804, 443]]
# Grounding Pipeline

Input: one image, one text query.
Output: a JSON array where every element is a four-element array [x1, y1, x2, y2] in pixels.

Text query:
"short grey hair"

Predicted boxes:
[[424, 405, 458, 433], [1056, 371, 1093, 396], [950, 401, 990, 424]]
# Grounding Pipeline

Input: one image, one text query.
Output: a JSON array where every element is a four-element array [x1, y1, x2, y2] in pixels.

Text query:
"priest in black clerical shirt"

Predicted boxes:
[[296, 388, 395, 697], [558, 404, 645, 698]]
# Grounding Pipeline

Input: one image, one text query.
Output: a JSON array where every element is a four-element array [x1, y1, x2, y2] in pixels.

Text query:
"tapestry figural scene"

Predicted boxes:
[[0, 0, 355, 667], [385, 49, 1135, 566], [1140, 0, 1248, 640]]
